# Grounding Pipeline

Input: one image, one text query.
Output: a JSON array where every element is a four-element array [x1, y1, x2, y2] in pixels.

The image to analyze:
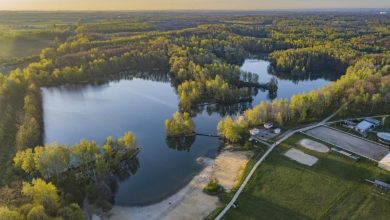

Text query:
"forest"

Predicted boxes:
[[0, 11, 389, 218]]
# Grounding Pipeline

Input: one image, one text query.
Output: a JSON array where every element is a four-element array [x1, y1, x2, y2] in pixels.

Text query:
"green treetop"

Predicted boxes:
[[165, 112, 195, 137]]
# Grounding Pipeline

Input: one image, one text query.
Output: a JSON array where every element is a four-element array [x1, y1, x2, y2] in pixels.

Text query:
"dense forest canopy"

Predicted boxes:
[[0, 11, 389, 218]]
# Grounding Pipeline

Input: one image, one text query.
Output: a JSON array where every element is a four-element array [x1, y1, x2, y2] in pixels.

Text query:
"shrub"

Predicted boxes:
[[203, 178, 223, 195]]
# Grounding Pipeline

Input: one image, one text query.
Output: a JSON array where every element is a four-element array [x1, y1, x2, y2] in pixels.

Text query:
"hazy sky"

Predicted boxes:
[[1, 0, 389, 11]]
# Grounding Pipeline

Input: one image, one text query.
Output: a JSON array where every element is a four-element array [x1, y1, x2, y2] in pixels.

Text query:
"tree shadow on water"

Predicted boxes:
[[165, 135, 196, 152]]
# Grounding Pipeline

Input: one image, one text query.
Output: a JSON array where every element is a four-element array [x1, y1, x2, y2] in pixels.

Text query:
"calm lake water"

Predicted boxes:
[[42, 59, 333, 206]]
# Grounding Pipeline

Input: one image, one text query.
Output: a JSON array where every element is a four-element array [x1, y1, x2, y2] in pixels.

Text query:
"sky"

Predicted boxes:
[[0, 0, 389, 11]]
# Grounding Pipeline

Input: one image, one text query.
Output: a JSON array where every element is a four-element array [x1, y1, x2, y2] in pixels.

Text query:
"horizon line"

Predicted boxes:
[[0, 7, 389, 12]]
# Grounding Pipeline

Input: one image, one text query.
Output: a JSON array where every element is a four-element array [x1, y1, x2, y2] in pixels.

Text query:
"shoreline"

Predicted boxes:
[[105, 149, 252, 220]]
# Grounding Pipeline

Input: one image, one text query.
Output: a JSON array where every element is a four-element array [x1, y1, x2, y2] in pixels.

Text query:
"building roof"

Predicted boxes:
[[378, 132, 390, 141], [364, 118, 381, 126], [356, 120, 374, 132]]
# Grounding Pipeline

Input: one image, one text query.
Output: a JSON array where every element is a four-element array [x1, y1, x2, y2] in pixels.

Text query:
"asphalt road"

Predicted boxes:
[[305, 126, 390, 161]]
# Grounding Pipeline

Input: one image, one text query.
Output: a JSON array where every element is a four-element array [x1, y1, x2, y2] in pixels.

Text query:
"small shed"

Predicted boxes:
[[274, 128, 281, 134]]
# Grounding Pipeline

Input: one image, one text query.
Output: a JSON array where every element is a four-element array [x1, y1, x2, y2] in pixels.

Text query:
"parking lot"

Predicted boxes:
[[304, 126, 390, 161], [253, 129, 279, 141]]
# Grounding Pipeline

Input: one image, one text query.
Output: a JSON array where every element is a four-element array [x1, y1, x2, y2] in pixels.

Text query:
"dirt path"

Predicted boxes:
[[106, 150, 252, 220]]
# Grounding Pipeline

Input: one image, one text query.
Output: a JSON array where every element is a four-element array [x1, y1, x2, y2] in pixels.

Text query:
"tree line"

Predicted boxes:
[[14, 132, 138, 182], [269, 45, 359, 75], [0, 178, 84, 220]]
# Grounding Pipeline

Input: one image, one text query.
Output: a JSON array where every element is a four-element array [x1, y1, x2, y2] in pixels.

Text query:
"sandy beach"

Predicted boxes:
[[106, 150, 252, 220]]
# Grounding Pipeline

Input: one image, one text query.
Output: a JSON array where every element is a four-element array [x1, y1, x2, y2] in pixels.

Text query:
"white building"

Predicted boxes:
[[249, 128, 260, 136], [264, 122, 273, 129]]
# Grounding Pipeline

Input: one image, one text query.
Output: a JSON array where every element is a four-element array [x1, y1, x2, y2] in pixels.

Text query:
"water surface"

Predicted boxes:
[[241, 59, 332, 101]]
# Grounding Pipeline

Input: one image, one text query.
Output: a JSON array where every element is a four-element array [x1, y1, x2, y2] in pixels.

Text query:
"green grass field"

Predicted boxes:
[[222, 133, 390, 220], [0, 36, 52, 59]]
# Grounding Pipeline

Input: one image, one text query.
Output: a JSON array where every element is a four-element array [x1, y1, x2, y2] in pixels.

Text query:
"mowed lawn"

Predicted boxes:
[[223, 133, 390, 220]]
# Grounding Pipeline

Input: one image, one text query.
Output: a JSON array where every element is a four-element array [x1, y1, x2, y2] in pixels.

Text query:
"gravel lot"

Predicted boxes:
[[305, 126, 390, 161]]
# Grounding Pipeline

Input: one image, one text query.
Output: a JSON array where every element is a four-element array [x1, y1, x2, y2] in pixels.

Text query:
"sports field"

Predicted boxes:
[[222, 133, 390, 220]]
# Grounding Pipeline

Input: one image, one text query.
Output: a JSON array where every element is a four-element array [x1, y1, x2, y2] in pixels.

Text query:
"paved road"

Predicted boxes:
[[214, 108, 342, 220], [250, 136, 272, 147], [305, 126, 390, 161]]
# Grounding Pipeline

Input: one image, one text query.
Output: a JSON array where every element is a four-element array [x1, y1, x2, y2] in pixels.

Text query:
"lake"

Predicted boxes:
[[42, 59, 333, 206], [241, 59, 334, 101]]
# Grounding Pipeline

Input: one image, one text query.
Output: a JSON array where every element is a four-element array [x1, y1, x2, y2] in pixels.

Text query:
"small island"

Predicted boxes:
[[165, 112, 195, 137]]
